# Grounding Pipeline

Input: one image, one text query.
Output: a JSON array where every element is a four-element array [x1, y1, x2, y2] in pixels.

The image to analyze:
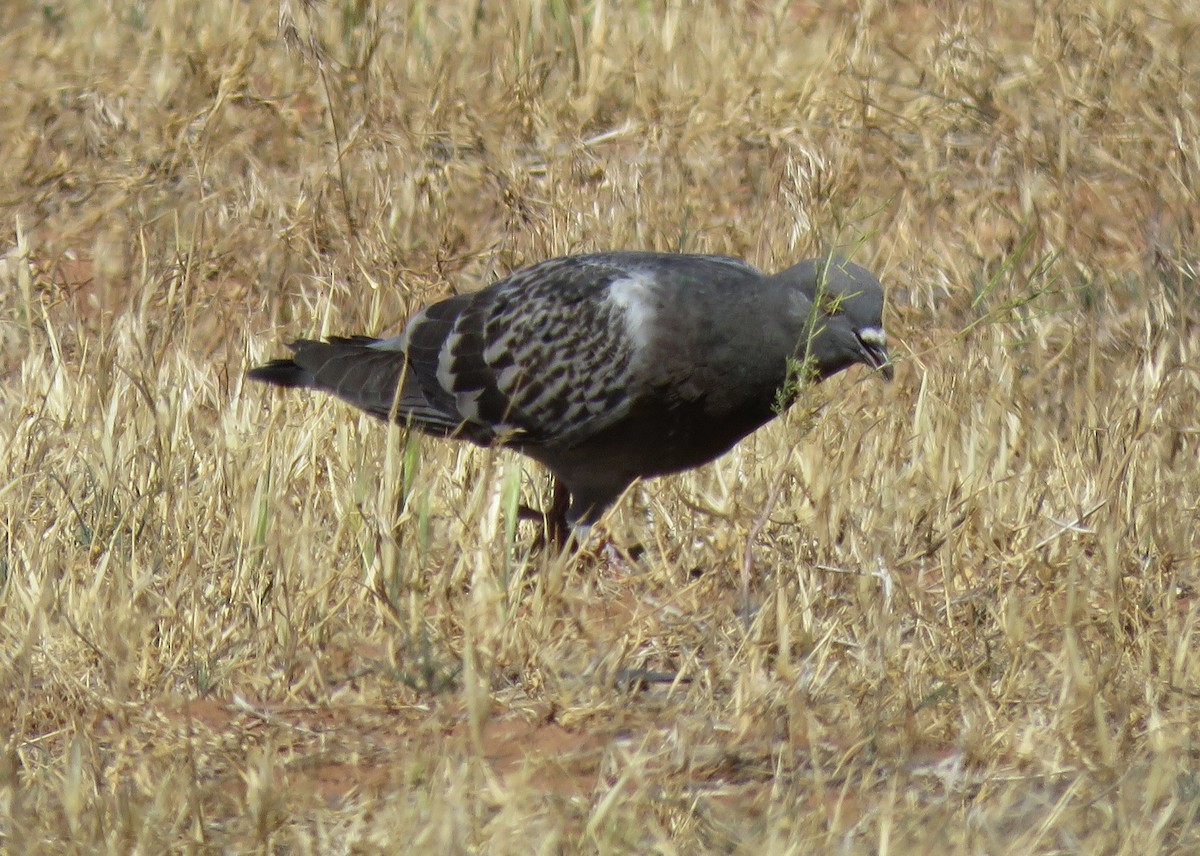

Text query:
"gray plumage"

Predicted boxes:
[[249, 252, 893, 537]]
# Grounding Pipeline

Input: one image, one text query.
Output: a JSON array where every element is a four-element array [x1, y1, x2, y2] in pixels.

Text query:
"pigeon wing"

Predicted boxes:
[[403, 256, 649, 449]]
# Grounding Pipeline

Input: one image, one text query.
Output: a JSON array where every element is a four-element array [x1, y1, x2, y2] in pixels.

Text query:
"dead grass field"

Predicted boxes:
[[2, 0, 1199, 852]]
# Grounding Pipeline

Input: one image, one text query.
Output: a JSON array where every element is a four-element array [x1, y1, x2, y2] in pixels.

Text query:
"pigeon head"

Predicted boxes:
[[776, 257, 894, 381]]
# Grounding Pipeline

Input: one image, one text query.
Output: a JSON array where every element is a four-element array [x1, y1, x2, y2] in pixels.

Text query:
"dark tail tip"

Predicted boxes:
[[247, 359, 314, 388]]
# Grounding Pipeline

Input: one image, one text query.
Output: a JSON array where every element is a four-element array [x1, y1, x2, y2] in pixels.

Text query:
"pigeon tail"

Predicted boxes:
[[247, 359, 314, 389], [250, 337, 468, 435]]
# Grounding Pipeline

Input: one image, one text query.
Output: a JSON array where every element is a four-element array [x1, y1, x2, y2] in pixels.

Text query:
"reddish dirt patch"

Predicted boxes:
[[287, 759, 397, 804], [155, 694, 610, 804], [448, 716, 607, 797]]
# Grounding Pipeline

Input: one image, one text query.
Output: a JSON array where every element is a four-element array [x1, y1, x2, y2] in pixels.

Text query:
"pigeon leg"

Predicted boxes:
[[516, 476, 572, 549], [546, 477, 571, 546]]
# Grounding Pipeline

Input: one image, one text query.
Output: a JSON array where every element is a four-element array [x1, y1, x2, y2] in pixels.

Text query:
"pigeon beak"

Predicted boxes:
[[855, 330, 894, 382], [871, 345, 895, 382]]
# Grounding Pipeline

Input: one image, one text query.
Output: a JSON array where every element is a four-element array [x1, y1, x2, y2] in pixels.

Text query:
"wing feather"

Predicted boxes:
[[422, 256, 651, 447]]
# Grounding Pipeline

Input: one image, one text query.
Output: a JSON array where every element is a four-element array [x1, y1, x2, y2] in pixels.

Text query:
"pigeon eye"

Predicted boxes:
[[816, 293, 846, 316]]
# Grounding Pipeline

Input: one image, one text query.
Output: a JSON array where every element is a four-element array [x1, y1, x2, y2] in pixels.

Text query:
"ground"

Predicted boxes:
[[1, 1, 1199, 852]]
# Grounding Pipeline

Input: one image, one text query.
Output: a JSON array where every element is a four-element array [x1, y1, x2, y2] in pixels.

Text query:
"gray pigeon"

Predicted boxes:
[[249, 252, 893, 542]]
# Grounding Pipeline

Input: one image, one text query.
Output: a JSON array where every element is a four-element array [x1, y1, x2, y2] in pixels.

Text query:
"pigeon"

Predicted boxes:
[[249, 252, 893, 543]]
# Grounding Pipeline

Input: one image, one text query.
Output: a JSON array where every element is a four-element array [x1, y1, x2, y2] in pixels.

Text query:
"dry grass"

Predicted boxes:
[[1, 0, 1199, 852]]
